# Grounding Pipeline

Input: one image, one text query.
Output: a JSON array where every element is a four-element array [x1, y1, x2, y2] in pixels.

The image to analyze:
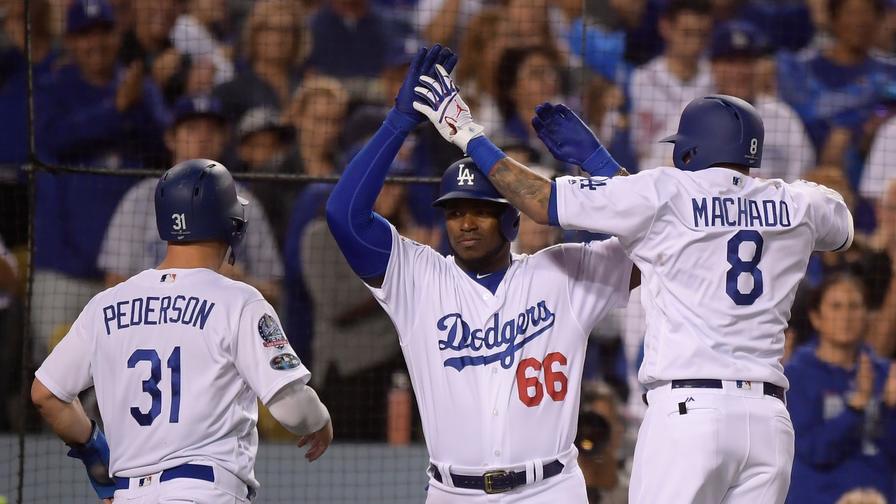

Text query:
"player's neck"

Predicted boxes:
[[815, 340, 859, 369], [157, 242, 228, 272], [455, 244, 512, 276]]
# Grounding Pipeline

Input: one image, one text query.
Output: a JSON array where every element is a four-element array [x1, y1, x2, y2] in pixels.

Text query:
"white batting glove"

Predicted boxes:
[[412, 64, 485, 153]]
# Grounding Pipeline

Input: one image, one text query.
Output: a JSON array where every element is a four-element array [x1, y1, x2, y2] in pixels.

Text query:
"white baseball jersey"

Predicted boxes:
[[35, 268, 309, 487], [367, 225, 631, 469], [554, 167, 854, 389]]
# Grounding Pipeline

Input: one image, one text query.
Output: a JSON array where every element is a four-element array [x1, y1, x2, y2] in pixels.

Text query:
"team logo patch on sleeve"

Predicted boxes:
[[258, 314, 288, 349], [269, 353, 301, 370]]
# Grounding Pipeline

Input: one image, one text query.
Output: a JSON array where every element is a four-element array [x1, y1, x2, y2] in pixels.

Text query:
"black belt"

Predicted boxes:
[[643, 379, 786, 405], [430, 460, 564, 494]]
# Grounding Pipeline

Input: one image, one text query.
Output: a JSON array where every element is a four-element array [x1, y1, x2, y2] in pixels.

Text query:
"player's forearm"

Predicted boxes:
[[266, 380, 331, 436], [31, 380, 92, 445], [488, 157, 552, 225]]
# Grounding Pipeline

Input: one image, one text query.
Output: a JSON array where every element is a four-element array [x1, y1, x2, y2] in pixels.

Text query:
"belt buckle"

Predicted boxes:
[[483, 470, 511, 494]]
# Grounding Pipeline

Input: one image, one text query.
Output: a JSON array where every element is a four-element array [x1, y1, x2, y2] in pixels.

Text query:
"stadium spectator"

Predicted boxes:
[[776, 0, 896, 187], [283, 76, 349, 178], [0, 0, 56, 247], [836, 488, 889, 504], [560, 0, 648, 83], [863, 180, 896, 358], [629, 0, 714, 168], [859, 113, 896, 204], [213, 0, 305, 122], [493, 46, 564, 158], [117, 0, 193, 105], [171, 0, 235, 87], [645, 21, 815, 181], [418, 0, 486, 46], [97, 95, 284, 305], [0, 234, 18, 431], [301, 158, 435, 440], [787, 166, 895, 347], [785, 273, 896, 504], [234, 106, 294, 245], [0, 0, 58, 166], [31, 0, 167, 360], [711, 0, 815, 52], [582, 75, 637, 172], [577, 380, 627, 504], [306, 0, 396, 96]]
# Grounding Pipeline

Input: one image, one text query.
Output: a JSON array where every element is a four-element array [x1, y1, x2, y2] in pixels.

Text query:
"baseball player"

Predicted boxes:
[[412, 61, 854, 503], [31, 160, 332, 503], [326, 44, 635, 502]]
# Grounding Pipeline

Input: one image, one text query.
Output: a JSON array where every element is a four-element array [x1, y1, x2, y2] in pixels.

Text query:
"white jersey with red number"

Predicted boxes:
[[366, 225, 632, 468], [554, 167, 854, 389], [35, 268, 309, 487]]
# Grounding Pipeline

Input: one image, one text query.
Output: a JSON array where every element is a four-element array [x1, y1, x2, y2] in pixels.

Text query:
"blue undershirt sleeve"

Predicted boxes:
[[325, 109, 417, 279]]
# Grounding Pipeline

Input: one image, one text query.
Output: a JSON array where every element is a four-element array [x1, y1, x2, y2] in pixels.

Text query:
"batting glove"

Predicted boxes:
[[412, 64, 484, 153], [532, 103, 621, 177], [66, 420, 116, 499], [394, 44, 458, 126]]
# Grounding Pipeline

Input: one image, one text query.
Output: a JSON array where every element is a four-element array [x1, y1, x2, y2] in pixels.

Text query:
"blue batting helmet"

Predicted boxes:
[[433, 158, 520, 242], [660, 94, 764, 172], [155, 159, 248, 254]]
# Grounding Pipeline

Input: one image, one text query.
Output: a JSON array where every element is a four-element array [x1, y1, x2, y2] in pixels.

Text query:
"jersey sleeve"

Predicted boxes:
[[553, 170, 662, 245], [794, 180, 855, 252], [365, 223, 441, 331], [233, 299, 310, 404], [561, 238, 633, 332], [34, 303, 95, 402]]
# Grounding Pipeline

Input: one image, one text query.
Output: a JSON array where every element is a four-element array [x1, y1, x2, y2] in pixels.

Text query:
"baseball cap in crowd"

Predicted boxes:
[[169, 95, 227, 129], [237, 107, 294, 143], [710, 21, 770, 60], [66, 0, 115, 35]]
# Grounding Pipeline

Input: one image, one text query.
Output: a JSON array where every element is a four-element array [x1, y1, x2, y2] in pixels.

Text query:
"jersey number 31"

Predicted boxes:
[[128, 347, 182, 426], [726, 230, 764, 305]]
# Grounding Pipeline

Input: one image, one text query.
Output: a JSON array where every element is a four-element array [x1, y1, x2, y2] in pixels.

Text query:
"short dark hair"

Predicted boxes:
[[495, 45, 560, 121], [662, 0, 713, 20], [807, 273, 867, 314], [828, 0, 885, 18]]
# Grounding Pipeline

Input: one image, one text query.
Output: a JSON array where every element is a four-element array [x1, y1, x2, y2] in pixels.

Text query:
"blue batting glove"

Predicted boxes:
[[532, 103, 621, 177], [66, 420, 115, 499], [394, 44, 458, 126]]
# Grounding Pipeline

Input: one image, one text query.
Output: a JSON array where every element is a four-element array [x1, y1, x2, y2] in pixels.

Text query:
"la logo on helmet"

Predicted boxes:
[[457, 166, 475, 186]]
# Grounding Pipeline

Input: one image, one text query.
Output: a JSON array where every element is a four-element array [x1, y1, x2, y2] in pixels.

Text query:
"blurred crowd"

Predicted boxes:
[[2, 0, 896, 502]]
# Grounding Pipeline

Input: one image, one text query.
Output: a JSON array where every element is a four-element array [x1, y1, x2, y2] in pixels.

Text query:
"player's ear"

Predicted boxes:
[[164, 129, 176, 153]]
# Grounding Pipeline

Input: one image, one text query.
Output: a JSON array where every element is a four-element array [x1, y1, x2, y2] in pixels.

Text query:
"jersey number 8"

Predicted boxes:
[[726, 230, 764, 305]]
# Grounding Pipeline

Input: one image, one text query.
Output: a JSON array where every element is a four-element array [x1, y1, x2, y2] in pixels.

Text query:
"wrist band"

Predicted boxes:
[[467, 136, 506, 176], [582, 146, 621, 177]]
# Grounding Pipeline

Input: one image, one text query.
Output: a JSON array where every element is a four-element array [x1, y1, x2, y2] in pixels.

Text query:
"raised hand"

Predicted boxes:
[[848, 353, 875, 411], [395, 45, 458, 124], [531, 103, 621, 177], [412, 63, 484, 152]]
